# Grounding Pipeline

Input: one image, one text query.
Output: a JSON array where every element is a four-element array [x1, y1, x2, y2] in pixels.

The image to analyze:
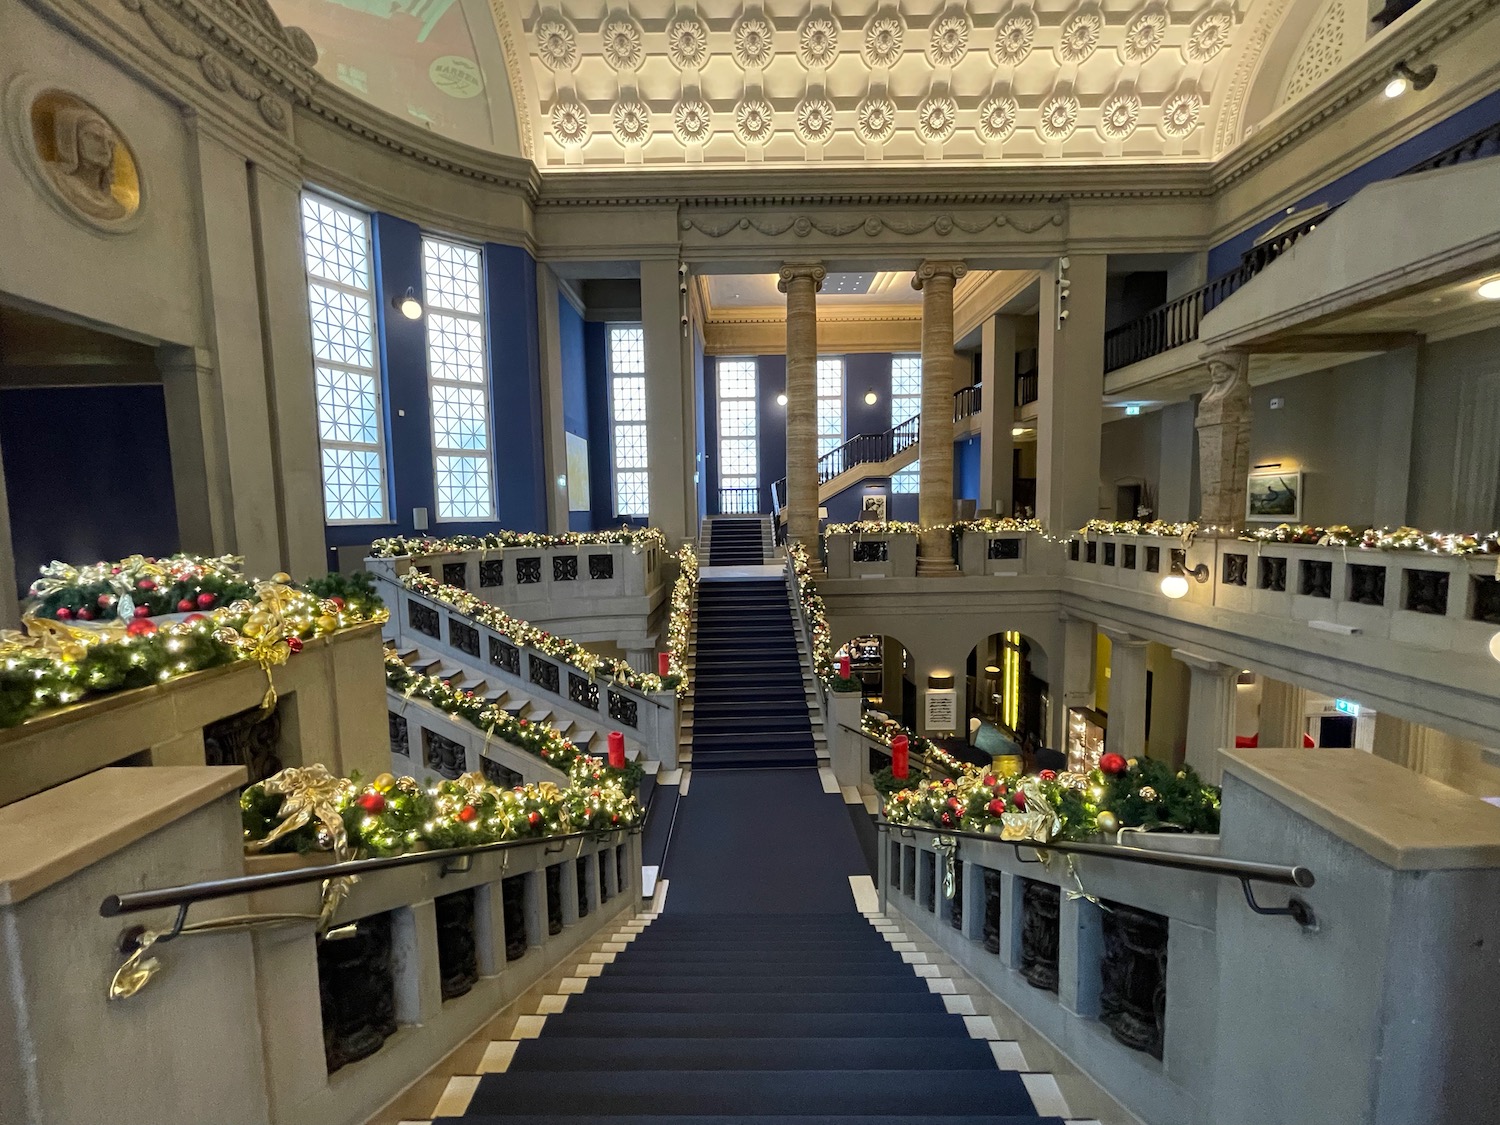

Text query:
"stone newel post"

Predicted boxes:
[[914, 259, 967, 575], [1195, 350, 1252, 530], [779, 261, 826, 565]]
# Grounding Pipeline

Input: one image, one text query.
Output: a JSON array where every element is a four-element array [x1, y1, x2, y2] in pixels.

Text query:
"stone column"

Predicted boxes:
[[1195, 350, 1252, 530], [778, 261, 825, 562], [1371, 711, 1436, 774], [913, 259, 967, 574], [1103, 631, 1149, 761], [1053, 613, 1097, 754], [978, 313, 1017, 517], [642, 258, 695, 543], [535, 263, 571, 532], [1257, 676, 1309, 748], [158, 344, 235, 558], [1174, 649, 1238, 783], [1037, 254, 1106, 531]]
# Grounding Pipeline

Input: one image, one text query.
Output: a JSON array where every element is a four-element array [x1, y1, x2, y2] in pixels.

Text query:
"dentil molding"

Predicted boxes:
[[679, 211, 1066, 240]]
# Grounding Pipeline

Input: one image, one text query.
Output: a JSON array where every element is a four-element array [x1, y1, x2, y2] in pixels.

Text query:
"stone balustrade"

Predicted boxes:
[[879, 747, 1500, 1125], [0, 764, 638, 1125], [824, 530, 1041, 579], [386, 689, 571, 789], [384, 580, 681, 767]]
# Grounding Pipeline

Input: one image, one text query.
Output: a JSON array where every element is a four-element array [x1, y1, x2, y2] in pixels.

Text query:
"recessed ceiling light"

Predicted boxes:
[[1478, 278, 1500, 300]]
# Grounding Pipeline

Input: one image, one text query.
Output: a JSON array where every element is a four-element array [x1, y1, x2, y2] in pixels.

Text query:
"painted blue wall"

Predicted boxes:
[[1208, 89, 1500, 277], [1, 385, 180, 598], [583, 320, 613, 528], [845, 353, 893, 439], [558, 295, 591, 531], [753, 355, 784, 515], [322, 214, 547, 564], [955, 434, 981, 501]]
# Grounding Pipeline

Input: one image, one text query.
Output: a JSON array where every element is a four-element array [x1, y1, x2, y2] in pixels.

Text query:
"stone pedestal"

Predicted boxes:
[[914, 259, 966, 575], [1195, 351, 1252, 530], [779, 262, 826, 566]]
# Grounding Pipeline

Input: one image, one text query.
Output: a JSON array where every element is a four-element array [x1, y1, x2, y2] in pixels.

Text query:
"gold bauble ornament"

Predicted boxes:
[[1139, 785, 1159, 802], [1096, 810, 1120, 834], [271, 572, 292, 584], [316, 615, 338, 632], [373, 772, 396, 792], [242, 619, 265, 638]]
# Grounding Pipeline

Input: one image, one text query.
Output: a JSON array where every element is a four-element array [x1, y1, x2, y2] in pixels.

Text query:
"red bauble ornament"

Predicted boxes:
[[330, 596, 345, 608], [178, 598, 195, 612], [183, 614, 205, 625], [126, 619, 157, 637], [55, 607, 72, 620], [76, 607, 94, 621], [133, 605, 151, 618], [983, 775, 997, 787], [357, 792, 386, 813], [527, 811, 540, 825], [987, 798, 1006, 816], [136, 578, 156, 591], [286, 636, 303, 653], [1099, 753, 1128, 775], [196, 593, 216, 608], [1011, 790, 1027, 809], [946, 797, 960, 809], [457, 805, 478, 823], [98, 593, 114, 607], [1039, 769, 1057, 781]]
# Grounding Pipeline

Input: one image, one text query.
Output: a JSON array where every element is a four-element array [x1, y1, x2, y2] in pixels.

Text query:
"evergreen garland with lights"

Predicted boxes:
[[28, 553, 254, 622], [369, 527, 668, 559], [664, 546, 697, 694]]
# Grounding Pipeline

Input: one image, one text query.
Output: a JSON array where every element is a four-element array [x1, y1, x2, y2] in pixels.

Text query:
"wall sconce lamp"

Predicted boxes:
[[864, 388, 878, 405], [1384, 60, 1436, 98], [394, 288, 423, 320], [776, 392, 789, 407], [1160, 562, 1210, 599], [1488, 632, 1500, 663], [927, 672, 955, 689]]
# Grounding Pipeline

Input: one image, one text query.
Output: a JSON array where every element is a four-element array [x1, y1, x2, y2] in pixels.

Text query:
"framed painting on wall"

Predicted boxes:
[[860, 493, 888, 524], [566, 433, 590, 512], [1246, 468, 1302, 521]]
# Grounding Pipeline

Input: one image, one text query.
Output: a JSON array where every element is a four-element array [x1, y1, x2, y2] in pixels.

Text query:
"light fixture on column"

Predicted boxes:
[[1384, 59, 1436, 98], [777, 392, 788, 406], [393, 288, 423, 320], [1160, 562, 1209, 599], [1478, 277, 1500, 300], [1488, 631, 1500, 662], [1055, 256, 1071, 329], [864, 388, 878, 405]]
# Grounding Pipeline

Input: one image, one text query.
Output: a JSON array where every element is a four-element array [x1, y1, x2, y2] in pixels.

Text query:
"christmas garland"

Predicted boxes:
[[369, 527, 668, 560], [861, 713, 967, 779], [28, 553, 254, 622], [824, 520, 922, 537], [0, 574, 386, 729], [1243, 523, 1500, 555], [822, 518, 1043, 539], [242, 756, 640, 860], [664, 546, 697, 692], [1078, 519, 1199, 540], [386, 651, 585, 770], [401, 571, 667, 695], [946, 517, 1045, 536], [883, 753, 1220, 844]]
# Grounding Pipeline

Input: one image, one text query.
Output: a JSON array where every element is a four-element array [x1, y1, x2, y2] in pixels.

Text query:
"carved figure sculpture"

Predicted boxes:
[[47, 104, 126, 222], [1195, 350, 1252, 529]]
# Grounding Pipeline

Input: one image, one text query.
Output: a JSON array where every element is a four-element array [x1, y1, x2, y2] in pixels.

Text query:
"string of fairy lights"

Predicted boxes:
[[368, 527, 669, 559], [665, 546, 697, 691]]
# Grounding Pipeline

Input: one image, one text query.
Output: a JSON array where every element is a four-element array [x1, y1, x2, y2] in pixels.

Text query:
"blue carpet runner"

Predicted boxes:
[[706, 516, 767, 566], [690, 578, 816, 770], [439, 576, 1059, 1124]]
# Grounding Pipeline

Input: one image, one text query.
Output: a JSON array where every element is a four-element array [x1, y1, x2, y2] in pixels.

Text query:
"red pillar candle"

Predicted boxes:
[[838, 654, 851, 680], [892, 734, 909, 780], [607, 730, 626, 769], [658, 652, 671, 677]]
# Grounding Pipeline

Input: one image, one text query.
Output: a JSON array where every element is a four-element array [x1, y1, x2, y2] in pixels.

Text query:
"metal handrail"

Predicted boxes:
[[953, 384, 981, 421], [100, 825, 636, 919], [771, 413, 922, 502]]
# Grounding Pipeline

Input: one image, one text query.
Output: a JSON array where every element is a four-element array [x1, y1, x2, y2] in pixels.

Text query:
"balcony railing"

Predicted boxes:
[[1015, 368, 1038, 407], [772, 414, 921, 508], [718, 486, 761, 514], [953, 384, 981, 421]]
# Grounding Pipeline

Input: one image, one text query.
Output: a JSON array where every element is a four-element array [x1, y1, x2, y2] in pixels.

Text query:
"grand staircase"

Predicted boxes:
[[435, 911, 1072, 1125], [702, 515, 773, 565], [689, 577, 818, 770]]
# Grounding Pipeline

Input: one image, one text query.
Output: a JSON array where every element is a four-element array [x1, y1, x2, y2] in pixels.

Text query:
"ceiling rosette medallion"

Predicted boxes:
[[1120, 5, 1167, 64], [856, 95, 896, 142], [798, 15, 839, 68], [863, 13, 905, 68], [672, 98, 712, 144], [1098, 91, 1142, 140], [976, 95, 1019, 142], [916, 93, 958, 143], [1056, 6, 1103, 65], [795, 96, 835, 143], [1185, 6, 1235, 62], [535, 18, 579, 72], [1160, 89, 1204, 137], [732, 15, 775, 69], [665, 13, 709, 70], [991, 9, 1037, 66], [926, 13, 971, 67], [734, 96, 774, 144], [1038, 92, 1080, 141], [551, 99, 590, 147], [611, 98, 651, 144], [600, 13, 644, 71]]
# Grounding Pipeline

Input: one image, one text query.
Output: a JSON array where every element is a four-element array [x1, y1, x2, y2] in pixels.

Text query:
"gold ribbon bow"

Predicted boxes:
[[245, 765, 355, 858]]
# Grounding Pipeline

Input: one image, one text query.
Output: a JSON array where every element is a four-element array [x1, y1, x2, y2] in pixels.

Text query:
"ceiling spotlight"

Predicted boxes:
[[1478, 278, 1500, 300], [394, 288, 423, 320], [777, 392, 788, 406], [1386, 59, 1436, 98], [864, 388, 878, 405]]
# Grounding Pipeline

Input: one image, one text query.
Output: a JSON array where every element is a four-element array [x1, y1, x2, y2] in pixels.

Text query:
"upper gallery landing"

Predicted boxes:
[[266, 0, 1389, 169]]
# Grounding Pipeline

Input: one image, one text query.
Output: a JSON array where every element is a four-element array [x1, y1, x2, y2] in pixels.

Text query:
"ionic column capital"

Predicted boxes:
[[912, 260, 968, 290], [778, 261, 827, 293]]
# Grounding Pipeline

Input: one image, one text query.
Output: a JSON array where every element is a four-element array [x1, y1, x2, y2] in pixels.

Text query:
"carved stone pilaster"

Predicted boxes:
[[1195, 350, 1252, 531], [913, 260, 967, 574], [779, 261, 825, 564]]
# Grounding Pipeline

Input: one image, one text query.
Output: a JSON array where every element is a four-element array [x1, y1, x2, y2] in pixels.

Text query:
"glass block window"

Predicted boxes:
[[300, 194, 388, 523], [717, 358, 758, 502], [817, 356, 844, 458], [609, 325, 649, 517], [893, 461, 920, 494], [891, 354, 922, 426], [423, 236, 493, 520]]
